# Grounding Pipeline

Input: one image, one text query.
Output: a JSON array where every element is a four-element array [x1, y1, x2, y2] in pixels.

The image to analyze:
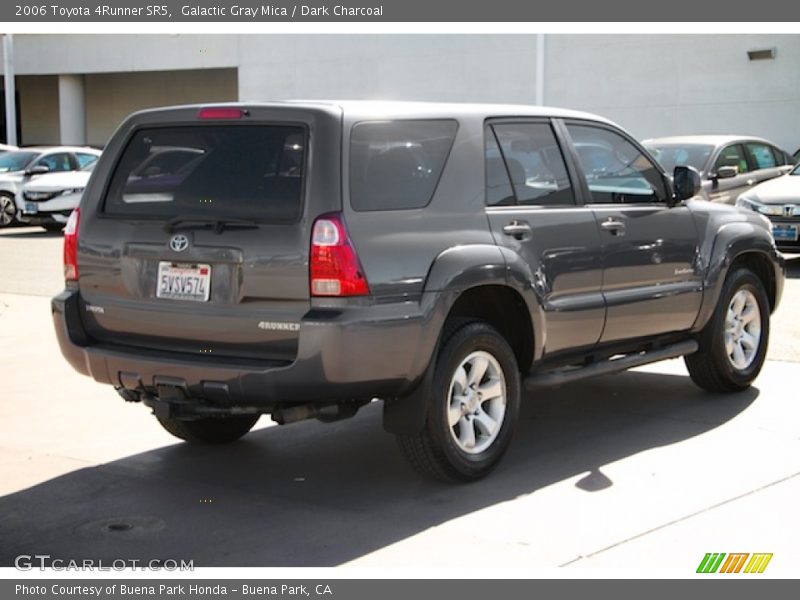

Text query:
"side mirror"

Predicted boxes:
[[25, 165, 50, 176], [673, 165, 702, 202], [714, 165, 738, 179]]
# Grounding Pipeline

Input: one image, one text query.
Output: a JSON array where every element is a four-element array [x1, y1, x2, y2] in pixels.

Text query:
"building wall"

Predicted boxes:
[[17, 75, 59, 145], [236, 35, 539, 104], [2, 34, 799, 152], [84, 68, 238, 145], [544, 34, 800, 151]]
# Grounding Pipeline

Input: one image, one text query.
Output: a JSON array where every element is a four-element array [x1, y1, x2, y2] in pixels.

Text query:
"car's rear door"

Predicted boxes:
[[561, 120, 703, 343], [484, 119, 605, 355], [76, 104, 341, 364]]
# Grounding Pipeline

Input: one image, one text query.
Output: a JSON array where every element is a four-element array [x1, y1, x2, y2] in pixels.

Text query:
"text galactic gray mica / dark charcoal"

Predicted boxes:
[[52, 101, 784, 481], [6, 1, 800, 21]]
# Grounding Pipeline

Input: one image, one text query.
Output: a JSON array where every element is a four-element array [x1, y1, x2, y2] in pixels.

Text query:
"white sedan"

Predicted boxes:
[[736, 162, 800, 253], [19, 162, 95, 232]]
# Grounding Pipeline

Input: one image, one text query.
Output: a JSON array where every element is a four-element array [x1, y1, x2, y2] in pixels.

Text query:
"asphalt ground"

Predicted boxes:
[[1, 226, 799, 575]]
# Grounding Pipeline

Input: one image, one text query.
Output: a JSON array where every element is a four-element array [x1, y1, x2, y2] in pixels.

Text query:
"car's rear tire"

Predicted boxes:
[[156, 414, 260, 444], [396, 321, 520, 482], [0, 193, 16, 228], [685, 268, 770, 393]]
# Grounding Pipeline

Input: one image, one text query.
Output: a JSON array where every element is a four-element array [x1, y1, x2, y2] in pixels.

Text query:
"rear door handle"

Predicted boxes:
[[600, 218, 626, 236], [502, 221, 532, 240], [746, 179, 756, 186]]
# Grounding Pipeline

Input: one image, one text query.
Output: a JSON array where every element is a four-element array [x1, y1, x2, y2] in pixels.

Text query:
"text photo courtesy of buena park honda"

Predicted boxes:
[[1, 33, 800, 573]]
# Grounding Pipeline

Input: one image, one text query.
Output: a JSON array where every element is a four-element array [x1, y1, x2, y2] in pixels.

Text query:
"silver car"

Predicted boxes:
[[736, 162, 800, 253], [643, 135, 794, 204]]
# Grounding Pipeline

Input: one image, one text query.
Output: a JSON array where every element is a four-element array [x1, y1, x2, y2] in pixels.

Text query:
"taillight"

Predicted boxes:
[[310, 213, 369, 297], [197, 107, 245, 120], [64, 208, 80, 282]]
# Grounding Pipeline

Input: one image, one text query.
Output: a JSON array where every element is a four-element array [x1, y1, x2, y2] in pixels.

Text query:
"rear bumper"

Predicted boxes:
[[52, 290, 439, 408]]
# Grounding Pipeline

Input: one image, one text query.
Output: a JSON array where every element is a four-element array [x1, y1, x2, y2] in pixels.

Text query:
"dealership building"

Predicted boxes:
[[1, 34, 798, 153]]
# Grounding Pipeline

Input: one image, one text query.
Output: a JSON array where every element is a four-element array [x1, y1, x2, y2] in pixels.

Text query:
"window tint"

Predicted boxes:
[[645, 143, 713, 173], [36, 153, 73, 173], [485, 131, 515, 206], [491, 123, 575, 206], [0, 151, 37, 173], [566, 124, 667, 204], [104, 125, 306, 222], [75, 152, 99, 168], [350, 120, 457, 211], [714, 144, 749, 174], [745, 143, 777, 170]]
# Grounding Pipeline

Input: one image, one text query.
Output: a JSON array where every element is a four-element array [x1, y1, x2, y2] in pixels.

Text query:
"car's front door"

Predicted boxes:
[[562, 121, 703, 344], [484, 120, 606, 356], [707, 143, 755, 204]]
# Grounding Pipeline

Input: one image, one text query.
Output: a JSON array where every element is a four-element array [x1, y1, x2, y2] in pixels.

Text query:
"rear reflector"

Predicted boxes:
[[64, 208, 80, 281], [310, 213, 369, 297], [197, 107, 245, 120]]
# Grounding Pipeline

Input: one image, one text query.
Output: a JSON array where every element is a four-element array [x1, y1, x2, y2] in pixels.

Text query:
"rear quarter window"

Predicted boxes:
[[103, 125, 306, 223], [349, 119, 458, 211]]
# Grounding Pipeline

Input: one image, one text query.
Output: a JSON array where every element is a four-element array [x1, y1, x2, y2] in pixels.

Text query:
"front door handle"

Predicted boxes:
[[600, 218, 626, 236], [503, 221, 532, 240]]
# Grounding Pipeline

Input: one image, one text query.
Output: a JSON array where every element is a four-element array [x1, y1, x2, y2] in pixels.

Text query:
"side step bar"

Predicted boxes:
[[524, 340, 698, 390]]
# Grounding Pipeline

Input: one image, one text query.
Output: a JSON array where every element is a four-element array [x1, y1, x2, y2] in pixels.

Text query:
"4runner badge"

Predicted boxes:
[[258, 321, 300, 332], [169, 234, 190, 252]]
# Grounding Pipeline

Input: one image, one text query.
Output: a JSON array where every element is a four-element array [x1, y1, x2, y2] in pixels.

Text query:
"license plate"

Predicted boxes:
[[24, 202, 38, 214], [156, 262, 211, 302], [772, 224, 798, 241]]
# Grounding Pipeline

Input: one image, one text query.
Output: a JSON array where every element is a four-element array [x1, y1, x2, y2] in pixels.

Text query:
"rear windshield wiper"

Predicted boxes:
[[163, 216, 260, 234]]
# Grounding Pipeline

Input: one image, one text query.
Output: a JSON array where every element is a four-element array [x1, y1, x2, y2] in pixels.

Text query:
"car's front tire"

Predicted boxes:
[[0, 193, 16, 228], [685, 268, 770, 392], [156, 414, 260, 444], [396, 321, 521, 482]]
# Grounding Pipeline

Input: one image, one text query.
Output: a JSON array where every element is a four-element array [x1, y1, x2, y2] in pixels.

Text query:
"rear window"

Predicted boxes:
[[349, 119, 457, 211], [103, 125, 306, 222]]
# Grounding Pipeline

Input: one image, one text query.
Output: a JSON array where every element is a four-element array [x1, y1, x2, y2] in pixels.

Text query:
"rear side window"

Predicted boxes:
[[745, 142, 778, 169], [490, 122, 575, 206], [349, 120, 457, 211], [103, 125, 306, 222]]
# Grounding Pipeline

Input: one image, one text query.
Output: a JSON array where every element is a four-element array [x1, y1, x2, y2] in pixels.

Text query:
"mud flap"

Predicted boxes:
[[382, 359, 435, 435]]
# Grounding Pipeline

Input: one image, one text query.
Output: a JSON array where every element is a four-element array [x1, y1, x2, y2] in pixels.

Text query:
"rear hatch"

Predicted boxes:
[[76, 104, 341, 363]]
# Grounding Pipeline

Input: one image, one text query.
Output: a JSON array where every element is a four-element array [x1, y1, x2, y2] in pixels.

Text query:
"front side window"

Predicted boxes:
[[745, 143, 778, 170], [567, 124, 667, 204], [490, 123, 575, 206], [714, 144, 749, 174], [36, 153, 73, 173], [646, 143, 713, 173], [349, 120, 457, 211], [103, 125, 306, 222]]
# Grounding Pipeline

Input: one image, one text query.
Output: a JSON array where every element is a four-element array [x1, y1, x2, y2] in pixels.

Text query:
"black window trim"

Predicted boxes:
[[97, 121, 310, 225], [484, 117, 582, 209], [559, 118, 672, 207], [348, 118, 459, 213]]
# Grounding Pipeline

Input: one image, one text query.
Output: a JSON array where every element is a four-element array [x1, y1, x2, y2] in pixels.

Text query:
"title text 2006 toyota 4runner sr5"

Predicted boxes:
[[53, 102, 784, 481]]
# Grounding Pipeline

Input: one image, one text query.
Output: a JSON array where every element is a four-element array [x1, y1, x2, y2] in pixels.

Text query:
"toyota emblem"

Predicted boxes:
[[169, 234, 190, 252]]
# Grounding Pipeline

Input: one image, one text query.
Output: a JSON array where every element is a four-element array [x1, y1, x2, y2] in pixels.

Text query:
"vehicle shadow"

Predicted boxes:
[[0, 369, 757, 567]]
